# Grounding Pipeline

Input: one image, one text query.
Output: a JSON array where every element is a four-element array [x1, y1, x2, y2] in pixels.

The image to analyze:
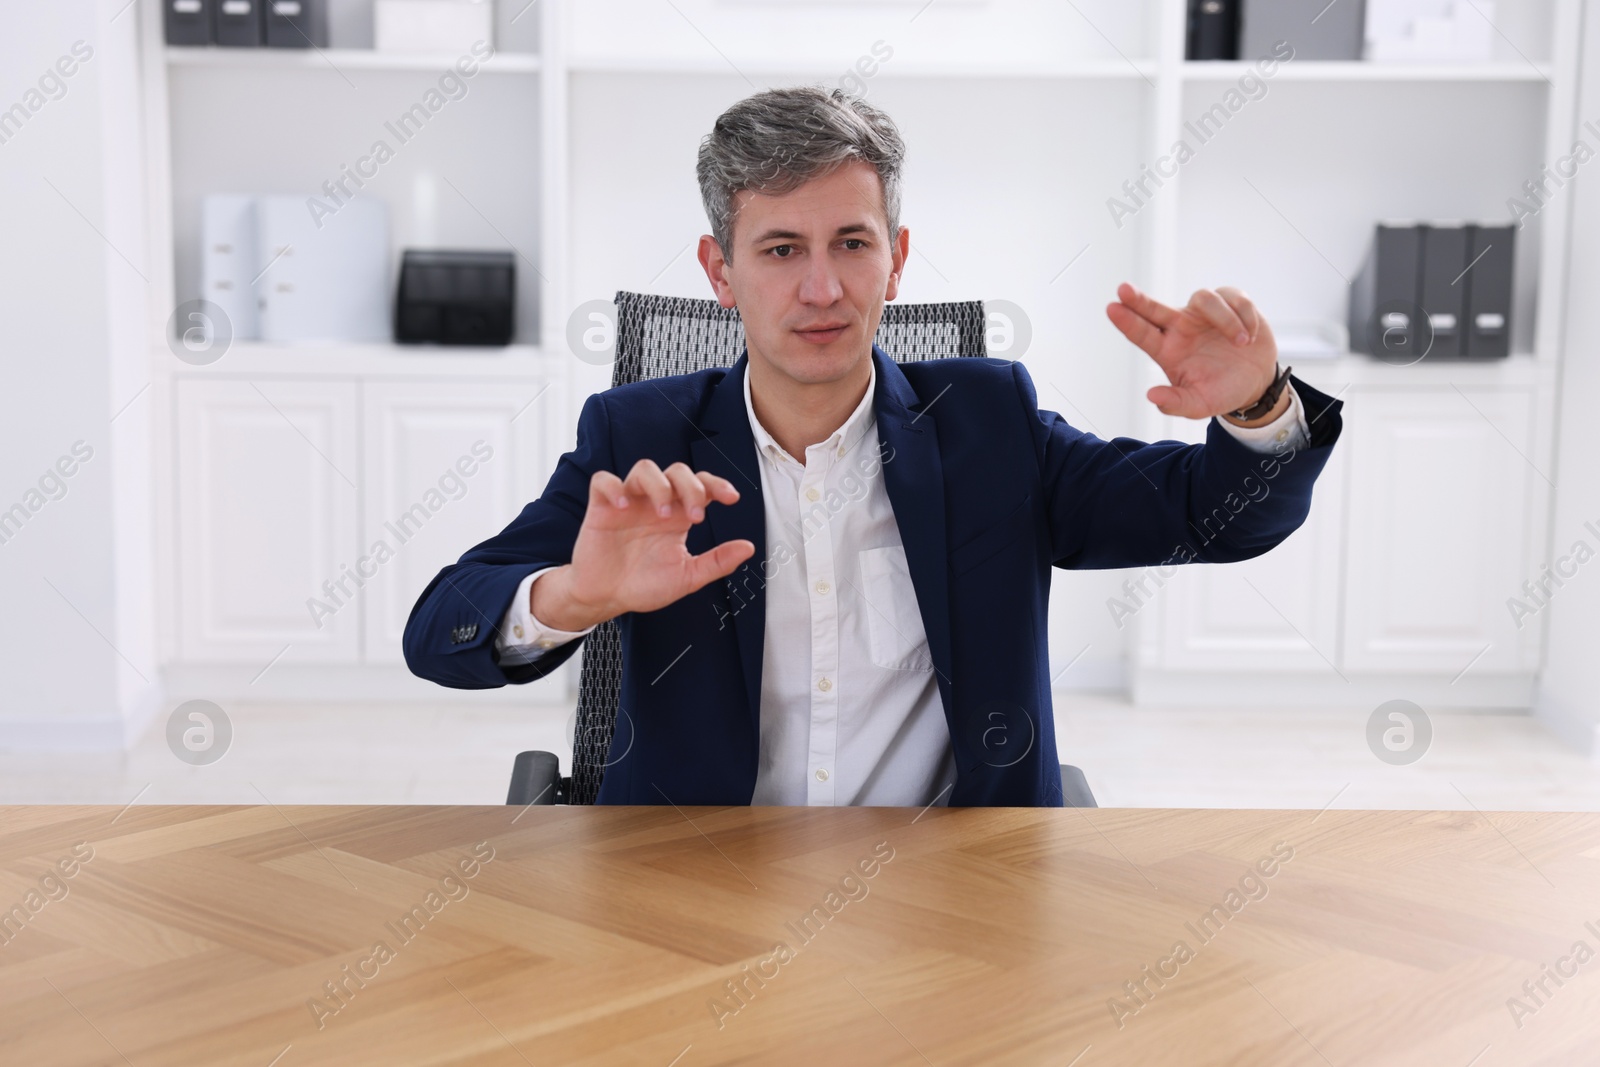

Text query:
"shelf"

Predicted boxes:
[[565, 54, 1160, 80], [1182, 61, 1554, 82], [165, 46, 540, 73], [561, 56, 1549, 83], [1287, 350, 1554, 389], [161, 341, 553, 379]]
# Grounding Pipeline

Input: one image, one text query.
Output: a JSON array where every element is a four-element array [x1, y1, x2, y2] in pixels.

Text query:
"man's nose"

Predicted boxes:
[[797, 252, 844, 305]]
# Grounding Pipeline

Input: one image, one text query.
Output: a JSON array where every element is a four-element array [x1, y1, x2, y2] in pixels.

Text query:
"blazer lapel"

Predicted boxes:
[[870, 344, 955, 714], [688, 354, 767, 733]]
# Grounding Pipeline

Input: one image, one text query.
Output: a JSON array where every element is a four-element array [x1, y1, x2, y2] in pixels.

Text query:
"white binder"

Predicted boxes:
[[200, 194, 261, 340], [254, 195, 390, 343]]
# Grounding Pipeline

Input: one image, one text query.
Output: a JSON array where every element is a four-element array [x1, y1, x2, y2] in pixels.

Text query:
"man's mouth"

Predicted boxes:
[[796, 323, 849, 343]]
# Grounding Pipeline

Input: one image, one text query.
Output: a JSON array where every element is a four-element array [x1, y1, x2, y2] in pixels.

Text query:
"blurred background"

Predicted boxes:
[[3, 0, 1599, 811]]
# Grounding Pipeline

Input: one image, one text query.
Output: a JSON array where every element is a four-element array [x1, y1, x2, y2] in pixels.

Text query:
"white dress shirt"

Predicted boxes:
[[495, 360, 1311, 806]]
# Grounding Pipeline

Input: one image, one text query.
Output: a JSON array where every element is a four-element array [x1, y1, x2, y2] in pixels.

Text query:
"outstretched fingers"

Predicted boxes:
[[663, 462, 709, 521], [686, 538, 756, 589], [1188, 287, 1250, 346], [1115, 281, 1179, 329], [1107, 301, 1165, 359], [623, 459, 676, 516], [1215, 286, 1261, 345], [589, 464, 741, 521], [590, 468, 629, 510]]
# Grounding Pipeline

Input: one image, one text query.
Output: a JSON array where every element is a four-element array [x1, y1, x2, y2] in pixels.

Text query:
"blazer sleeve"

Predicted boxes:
[[1013, 359, 1344, 570], [402, 390, 616, 689]]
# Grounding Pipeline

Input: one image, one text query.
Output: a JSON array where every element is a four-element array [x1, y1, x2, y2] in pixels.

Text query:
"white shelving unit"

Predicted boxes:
[[137, 0, 571, 703], [164, 45, 542, 71], [1180, 60, 1554, 81], [1126, 0, 1582, 708], [134, 0, 1586, 708]]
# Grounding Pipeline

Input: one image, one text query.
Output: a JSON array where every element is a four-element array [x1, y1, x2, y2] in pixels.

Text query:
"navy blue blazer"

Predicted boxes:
[[403, 344, 1345, 806]]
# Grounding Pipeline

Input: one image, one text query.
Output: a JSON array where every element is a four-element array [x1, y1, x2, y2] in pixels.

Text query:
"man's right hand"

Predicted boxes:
[[529, 459, 756, 631]]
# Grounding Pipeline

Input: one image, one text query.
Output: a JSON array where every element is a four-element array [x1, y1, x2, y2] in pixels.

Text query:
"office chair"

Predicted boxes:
[[507, 290, 1097, 809]]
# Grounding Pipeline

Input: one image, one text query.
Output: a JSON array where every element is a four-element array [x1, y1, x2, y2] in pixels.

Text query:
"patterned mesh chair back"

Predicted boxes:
[[566, 290, 990, 804]]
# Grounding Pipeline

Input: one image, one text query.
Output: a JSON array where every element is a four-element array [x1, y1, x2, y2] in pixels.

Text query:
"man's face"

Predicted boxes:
[[698, 160, 909, 389]]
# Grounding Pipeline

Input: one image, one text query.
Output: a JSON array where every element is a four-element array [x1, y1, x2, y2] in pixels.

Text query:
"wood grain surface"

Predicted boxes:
[[2, 804, 1598, 1066]]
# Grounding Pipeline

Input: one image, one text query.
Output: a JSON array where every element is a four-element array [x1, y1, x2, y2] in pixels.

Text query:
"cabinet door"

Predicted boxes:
[[361, 381, 554, 663], [176, 379, 360, 662], [1342, 387, 1537, 673], [1144, 413, 1346, 673]]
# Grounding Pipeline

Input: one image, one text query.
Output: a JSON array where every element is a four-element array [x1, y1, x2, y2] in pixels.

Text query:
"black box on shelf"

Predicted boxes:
[[163, 0, 213, 45], [395, 250, 516, 346], [265, 0, 328, 48], [1187, 0, 1240, 60], [1349, 221, 1514, 362], [215, 0, 264, 46]]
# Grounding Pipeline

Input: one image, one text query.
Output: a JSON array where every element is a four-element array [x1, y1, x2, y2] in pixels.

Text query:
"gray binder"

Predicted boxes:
[[1348, 221, 1422, 359], [1464, 224, 1514, 359], [1241, 0, 1366, 61], [1419, 222, 1468, 359], [265, 0, 327, 47], [215, 0, 264, 46], [164, 0, 213, 45]]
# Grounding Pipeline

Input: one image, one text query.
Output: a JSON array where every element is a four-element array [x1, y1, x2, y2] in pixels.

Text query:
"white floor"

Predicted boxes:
[[2, 691, 1597, 810]]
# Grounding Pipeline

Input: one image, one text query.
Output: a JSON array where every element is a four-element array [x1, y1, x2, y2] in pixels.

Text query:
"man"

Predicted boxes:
[[403, 86, 1344, 808]]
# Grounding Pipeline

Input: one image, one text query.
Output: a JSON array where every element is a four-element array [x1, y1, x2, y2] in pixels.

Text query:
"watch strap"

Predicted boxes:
[[1226, 363, 1292, 421]]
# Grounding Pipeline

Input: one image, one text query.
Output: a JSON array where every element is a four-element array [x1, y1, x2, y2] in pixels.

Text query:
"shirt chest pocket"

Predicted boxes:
[[856, 545, 933, 672]]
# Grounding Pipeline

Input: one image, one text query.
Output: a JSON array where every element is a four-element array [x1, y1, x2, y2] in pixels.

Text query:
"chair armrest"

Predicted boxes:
[[507, 750, 566, 805], [1059, 764, 1097, 808]]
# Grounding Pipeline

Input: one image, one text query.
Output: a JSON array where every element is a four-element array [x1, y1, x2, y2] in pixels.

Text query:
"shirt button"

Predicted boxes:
[[805, 486, 820, 502], [537, 638, 554, 648], [817, 677, 832, 692], [513, 624, 524, 638], [815, 768, 829, 781], [1275, 428, 1288, 441], [815, 580, 830, 595]]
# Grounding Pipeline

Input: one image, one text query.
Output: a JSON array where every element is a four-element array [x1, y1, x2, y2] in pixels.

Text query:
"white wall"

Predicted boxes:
[[0, 0, 159, 750], [1536, 0, 1600, 757]]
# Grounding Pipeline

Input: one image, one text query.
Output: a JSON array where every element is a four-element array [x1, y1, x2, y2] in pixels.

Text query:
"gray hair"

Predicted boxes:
[[696, 85, 906, 263]]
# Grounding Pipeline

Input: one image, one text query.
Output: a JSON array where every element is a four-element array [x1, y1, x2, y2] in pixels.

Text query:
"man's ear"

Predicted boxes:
[[698, 234, 737, 309], [884, 224, 910, 302]]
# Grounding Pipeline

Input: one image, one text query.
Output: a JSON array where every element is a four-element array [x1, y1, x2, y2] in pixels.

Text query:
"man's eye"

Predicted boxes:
[[844, 239, 866, 250], [767, 245, 793, 258]]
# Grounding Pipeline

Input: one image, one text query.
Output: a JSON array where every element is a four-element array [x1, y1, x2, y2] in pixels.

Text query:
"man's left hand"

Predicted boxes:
[[1106, 282, 1281, 420]]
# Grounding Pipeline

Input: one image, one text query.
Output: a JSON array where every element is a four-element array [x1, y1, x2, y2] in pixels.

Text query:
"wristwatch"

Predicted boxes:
[[1226, 363, 1293, 421]]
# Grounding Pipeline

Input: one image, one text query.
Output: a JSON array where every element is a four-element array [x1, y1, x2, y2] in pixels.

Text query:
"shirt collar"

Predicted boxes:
[[743, 351, 877, 467]]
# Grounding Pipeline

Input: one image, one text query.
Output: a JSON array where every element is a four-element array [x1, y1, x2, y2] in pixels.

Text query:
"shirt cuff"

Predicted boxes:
[[1215, 382, 1310, 453], [494, 567, 598, 665]]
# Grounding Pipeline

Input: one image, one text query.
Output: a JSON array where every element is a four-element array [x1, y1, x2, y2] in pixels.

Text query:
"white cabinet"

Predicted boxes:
[[1137, 370, 1546, 697], [360, 382, 553, 663], [175, 379, 360, 662], [173, 375, 558, 669], [1158, 439, 1347, 674], [1341, 386, 1539, 674]]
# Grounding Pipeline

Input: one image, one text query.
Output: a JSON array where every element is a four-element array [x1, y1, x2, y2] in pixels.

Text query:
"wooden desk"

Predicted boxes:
[[2, 805, 1597, 1066]]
